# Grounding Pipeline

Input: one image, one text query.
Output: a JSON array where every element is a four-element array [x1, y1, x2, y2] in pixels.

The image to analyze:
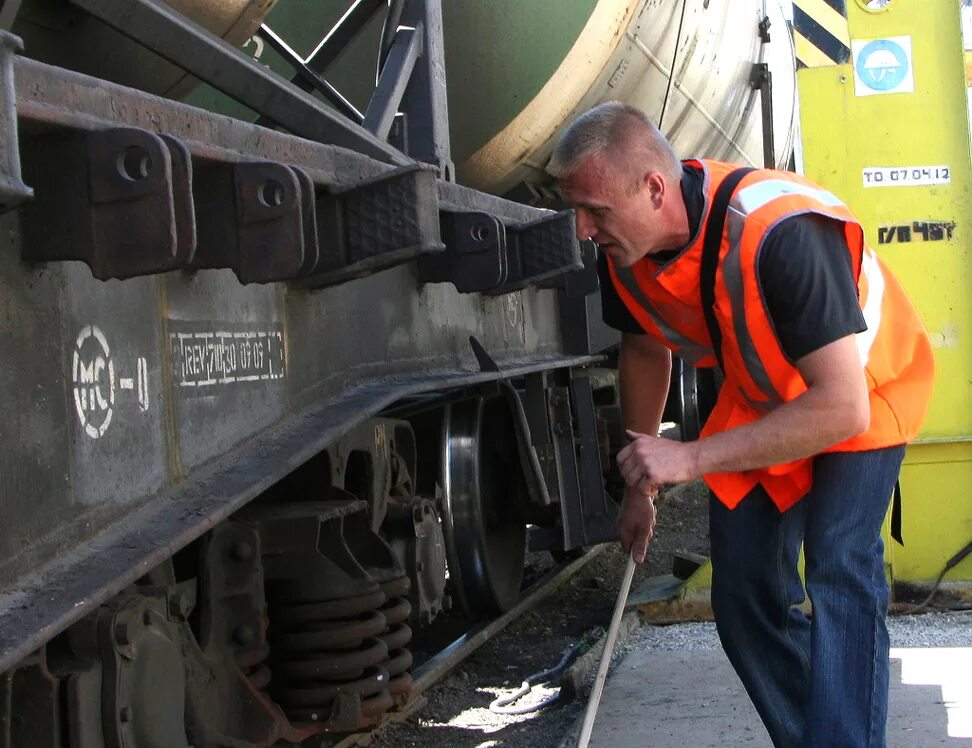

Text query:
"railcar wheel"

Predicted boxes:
[[677, 360, 721, 442], [441, 397, 527, 619]]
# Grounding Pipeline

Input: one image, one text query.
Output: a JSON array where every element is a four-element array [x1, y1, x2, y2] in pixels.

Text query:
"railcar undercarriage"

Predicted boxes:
[[0, 1, 629, 743]]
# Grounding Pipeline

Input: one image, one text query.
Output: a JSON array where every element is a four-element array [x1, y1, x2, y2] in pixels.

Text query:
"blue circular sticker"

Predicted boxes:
[[856, 39, 909, 91]]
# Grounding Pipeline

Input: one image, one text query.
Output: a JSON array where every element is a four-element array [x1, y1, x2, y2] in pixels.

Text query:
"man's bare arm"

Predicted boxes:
[[619, 334, 870, 487], [619, 332, 672, 436], [616, 332, 671, 563]]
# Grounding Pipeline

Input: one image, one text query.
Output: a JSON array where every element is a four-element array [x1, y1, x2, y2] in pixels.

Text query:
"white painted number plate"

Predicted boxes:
[[862, 166, 951, 188]]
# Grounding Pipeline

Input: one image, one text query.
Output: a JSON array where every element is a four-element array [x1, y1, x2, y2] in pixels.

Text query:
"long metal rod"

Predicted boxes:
[[67, 0, 408, 164], [576, 551, 638, 748]]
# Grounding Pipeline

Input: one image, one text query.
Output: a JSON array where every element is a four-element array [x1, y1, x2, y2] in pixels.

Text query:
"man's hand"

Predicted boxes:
[[618, 485, 658, 564], [618, 429, 699, 493]]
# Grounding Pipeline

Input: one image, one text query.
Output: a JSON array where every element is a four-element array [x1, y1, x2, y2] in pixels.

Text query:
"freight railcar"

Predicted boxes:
[[0, 0, 795, 744]]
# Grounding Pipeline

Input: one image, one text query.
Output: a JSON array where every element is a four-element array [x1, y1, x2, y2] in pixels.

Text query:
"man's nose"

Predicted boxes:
[[574, 209, 593, 241]]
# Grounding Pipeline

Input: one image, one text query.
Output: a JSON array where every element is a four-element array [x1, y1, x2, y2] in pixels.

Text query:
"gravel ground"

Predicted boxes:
[[621, 610, 972, 654]]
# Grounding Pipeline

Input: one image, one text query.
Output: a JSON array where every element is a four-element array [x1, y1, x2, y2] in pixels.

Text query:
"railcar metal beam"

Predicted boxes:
[[13, 57, 554, 228], [304, 0, 387, 76], [397, 0, 453, 178], [66, 0, 409, 165], [363, 25, 422, 140], [256, 24, 363, 124]]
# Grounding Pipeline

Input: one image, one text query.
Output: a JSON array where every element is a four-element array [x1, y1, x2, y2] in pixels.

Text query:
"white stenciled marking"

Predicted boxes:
[[120, 378, 134, 390], [863, 165, 951, 188], [170, 328, 286, 389], [137, 357, 149, 412], [72, 326, 116, 439]]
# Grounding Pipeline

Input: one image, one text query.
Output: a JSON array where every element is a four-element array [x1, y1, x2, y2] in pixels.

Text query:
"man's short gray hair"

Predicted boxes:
[[548, 102, 681, 187]]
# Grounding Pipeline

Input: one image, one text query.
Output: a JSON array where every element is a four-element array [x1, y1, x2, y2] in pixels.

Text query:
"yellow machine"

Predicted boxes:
[[797, 0, 972, 601]]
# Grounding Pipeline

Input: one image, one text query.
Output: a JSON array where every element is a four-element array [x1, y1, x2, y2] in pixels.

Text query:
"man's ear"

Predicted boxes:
[[645, 172, 666, 205]]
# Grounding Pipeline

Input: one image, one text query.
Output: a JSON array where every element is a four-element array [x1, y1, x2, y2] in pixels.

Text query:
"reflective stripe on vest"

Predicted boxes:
[[857, 246, 884, 368], [723, 209, 784, 410], [611, 265, 713, 366]]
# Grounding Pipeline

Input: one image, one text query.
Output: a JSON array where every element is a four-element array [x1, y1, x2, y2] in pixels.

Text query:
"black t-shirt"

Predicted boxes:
[[598, 164, 866, 363]]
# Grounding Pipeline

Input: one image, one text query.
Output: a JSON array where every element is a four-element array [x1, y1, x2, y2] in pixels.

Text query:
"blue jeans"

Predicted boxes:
[[709, 446, 905, 748]]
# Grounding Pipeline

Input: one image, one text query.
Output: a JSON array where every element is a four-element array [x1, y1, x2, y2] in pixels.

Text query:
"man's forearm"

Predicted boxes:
[[691, 335, 870, 476], [691, 384, 867, 475], [619, 333, 671, 436]]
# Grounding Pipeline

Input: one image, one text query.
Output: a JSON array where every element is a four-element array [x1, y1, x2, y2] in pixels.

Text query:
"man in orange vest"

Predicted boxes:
[[549, 102, 934, 747]]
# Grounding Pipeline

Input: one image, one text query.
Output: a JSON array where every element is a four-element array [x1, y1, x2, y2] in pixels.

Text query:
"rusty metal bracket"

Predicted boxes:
[[21, 126, 193, 279], [193, 160, 307, 284], [416, 210, 507, 292], [418, 208, 582, 294]]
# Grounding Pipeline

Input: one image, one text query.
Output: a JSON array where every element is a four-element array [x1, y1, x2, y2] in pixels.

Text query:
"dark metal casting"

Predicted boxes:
[[417, 209, 583, 294], [21, 127, 195, 279], [306, 164, 444, 288], [385, 498, 448, 627]]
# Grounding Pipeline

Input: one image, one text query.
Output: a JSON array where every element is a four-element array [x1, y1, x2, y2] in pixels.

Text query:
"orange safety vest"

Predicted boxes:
[[607, 159, 935, 511]]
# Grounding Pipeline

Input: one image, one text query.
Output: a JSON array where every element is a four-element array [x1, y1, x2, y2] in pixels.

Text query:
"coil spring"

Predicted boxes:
[[268, 581, 412, 730], [376, 577, 413, 704]]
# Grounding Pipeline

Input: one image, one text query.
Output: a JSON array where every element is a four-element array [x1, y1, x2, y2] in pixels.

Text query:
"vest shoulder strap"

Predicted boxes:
[[701, 167, 756, 371]]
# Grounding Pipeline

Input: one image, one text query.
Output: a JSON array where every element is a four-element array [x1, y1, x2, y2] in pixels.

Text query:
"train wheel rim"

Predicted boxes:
[[441, 397, 527, 618]]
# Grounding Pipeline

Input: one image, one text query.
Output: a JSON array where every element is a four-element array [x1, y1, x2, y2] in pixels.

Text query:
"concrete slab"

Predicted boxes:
[[585, 642, 972, 746]]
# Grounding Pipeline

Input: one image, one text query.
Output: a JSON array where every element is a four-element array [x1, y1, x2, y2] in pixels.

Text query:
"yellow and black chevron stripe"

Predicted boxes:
[[793, 0, 851, 68]]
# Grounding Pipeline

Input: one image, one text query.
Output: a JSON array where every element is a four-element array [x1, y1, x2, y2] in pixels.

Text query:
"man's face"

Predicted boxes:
[[558, 152, 666, 267]]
